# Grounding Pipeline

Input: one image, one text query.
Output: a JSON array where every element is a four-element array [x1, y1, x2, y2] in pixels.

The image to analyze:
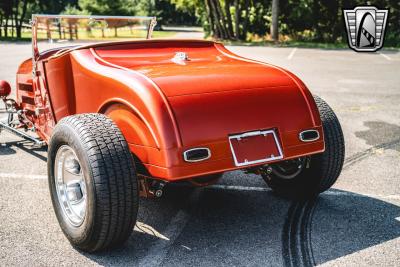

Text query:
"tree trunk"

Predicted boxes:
[[16, 0, 28, 39], [11, 12, 15, 37], [241, 0, 250, 40], [208, 0, 224, 39], [213, 0, 229, 39], [87, 26, 92, 37], [5, 17, 8, 38], [0, 14, 3, 37], [312, 0, 321, 41], [58, 22, 62, 39], [75, 25, 78, 40], [204, 0, 215, 37], [271, 0, 279, 42], [224, 0, 234, 39], [2, 0, 13, 38], [208, 0, 223, 39], [330, 1, 340, 42], [46, 21, 51, 40], [68, 23, 73, 40], [234, 0, 240, 39]]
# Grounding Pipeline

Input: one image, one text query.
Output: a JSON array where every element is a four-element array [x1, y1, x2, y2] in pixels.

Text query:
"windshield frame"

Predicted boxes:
[[31, 14, 157, 74]]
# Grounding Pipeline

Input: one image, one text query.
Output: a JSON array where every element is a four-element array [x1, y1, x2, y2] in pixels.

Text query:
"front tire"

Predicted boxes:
[[48, 113, 139, 252], [262, 95, 345, 199]]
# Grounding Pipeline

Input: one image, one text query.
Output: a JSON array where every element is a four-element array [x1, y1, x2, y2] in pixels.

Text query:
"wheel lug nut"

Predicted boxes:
[[266, 166, 273, 174]]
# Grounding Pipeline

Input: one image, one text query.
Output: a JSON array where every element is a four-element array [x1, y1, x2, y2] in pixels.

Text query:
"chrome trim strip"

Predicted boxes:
[[299, 129, 320, 142], [32, 14, 155, 20], [229, 129, 284, 167], [183, 147, 211, 163]]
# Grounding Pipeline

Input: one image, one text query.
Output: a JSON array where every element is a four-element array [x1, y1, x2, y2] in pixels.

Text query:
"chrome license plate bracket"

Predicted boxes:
[[229, 129, 283, 167]]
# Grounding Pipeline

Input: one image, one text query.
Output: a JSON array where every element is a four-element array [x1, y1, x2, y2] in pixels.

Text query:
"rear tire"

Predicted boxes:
[[262, 95, 345, 199], [48, 113, 138, 252]]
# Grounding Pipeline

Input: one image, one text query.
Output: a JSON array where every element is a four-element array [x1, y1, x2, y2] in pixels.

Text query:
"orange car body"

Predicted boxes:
[[15, 39, 324, 181]]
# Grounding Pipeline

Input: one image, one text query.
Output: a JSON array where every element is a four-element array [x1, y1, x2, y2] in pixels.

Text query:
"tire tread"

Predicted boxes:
[[262, 95, 345, 199], [313, 95, 345, 192], [52, 113, 138, 252]]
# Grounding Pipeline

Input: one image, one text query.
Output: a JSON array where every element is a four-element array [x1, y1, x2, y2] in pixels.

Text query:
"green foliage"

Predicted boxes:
[[78, 0, 135, 15], [62, 4, 88, 15], [279, 0, 400, 45], [39, 0, 79, 14], [0, 0, 399, 46], [133, 0, 198, 26], [172, 0, 399, 45], [171, 0, 206, 27]]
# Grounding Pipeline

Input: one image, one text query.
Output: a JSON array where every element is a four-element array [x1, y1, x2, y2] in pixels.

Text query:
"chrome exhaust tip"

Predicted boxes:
[[299, 129, 320, 142], [183, 147, 211, 162]]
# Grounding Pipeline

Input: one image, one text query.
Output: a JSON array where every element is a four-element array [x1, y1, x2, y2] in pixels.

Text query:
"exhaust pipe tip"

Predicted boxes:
[[183, 147, 211, 162], [299, 129, 320, 142]]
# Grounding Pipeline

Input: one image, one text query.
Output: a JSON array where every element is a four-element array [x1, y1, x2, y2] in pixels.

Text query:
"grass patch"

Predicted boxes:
[[0, 36, 31, 42], [0, 30, 177, 43], [223, 40, 400, 50]]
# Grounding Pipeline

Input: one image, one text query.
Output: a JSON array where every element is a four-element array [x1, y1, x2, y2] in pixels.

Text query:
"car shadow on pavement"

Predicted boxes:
[[83, 184, 400, 266], [311, 191, 400, 265], [0, 139, 47, 161], [0, 143, 17, 155]]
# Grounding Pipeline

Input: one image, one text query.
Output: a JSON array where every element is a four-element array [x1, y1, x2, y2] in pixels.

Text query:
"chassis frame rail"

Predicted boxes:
[[0, 120, 46, 147]]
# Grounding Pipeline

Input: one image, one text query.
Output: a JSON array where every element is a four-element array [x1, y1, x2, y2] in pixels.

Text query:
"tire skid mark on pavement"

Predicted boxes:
[[302, 202, 318, 266], [1, 172, 398, 267], [280, 137, 400, 267], [2, 134, 399, 267], [280, 136, 400, 267], [282, 200, 317, 267], [343, 138, 400, 170]]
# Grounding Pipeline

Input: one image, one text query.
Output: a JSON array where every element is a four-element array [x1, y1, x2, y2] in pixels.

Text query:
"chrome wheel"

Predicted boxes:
[[271, 157, 308, 180], [54, 145, 87, 227]]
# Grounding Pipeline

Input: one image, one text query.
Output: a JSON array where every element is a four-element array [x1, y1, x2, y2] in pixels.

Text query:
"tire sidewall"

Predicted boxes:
[[48, 124, 96, 246], [263, 95, 344, 199]]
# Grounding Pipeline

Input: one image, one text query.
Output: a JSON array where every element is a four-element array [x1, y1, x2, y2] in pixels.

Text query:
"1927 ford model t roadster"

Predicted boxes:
[[0, 15, 344, 252]]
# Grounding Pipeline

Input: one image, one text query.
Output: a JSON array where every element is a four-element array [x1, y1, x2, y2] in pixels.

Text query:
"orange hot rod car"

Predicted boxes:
[[0, 15, 344, 252]]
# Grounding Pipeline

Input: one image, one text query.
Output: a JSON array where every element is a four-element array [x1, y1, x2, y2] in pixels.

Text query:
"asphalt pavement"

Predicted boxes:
[[0, 42, 399, 266]]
